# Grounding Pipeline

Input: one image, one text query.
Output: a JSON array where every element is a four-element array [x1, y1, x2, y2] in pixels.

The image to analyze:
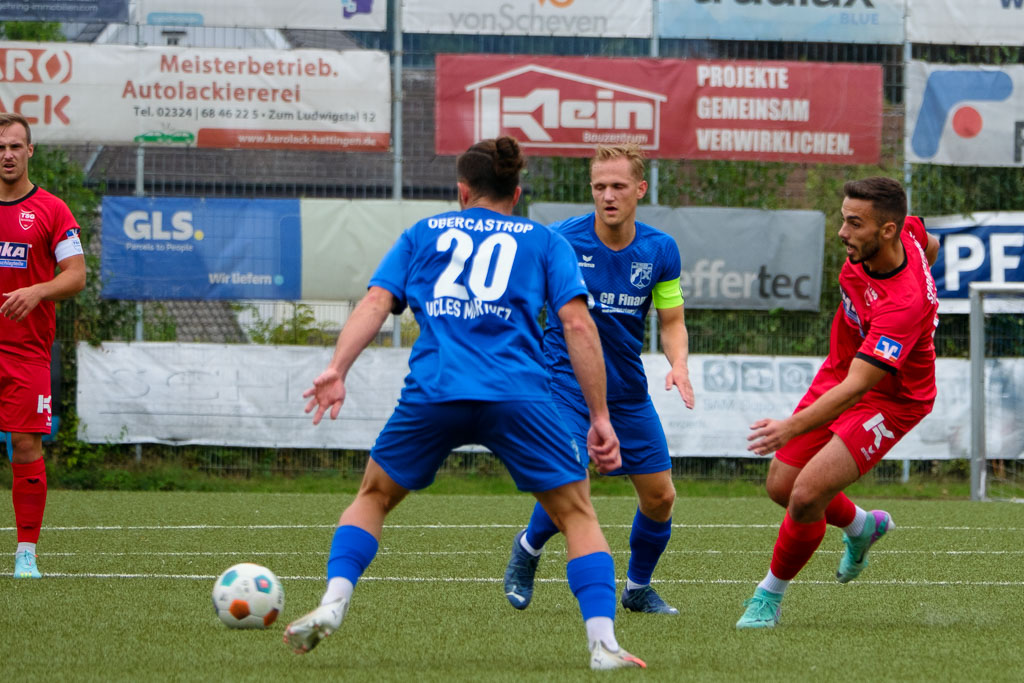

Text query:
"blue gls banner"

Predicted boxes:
[[0, 0, 128, 22], [101, 197, 301, 300]]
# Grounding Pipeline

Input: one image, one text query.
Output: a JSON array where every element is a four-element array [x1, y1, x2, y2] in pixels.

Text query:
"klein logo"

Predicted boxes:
[[860, 412, 893, 459], [873, 335, 903, 362], [341, 0, 373, 18], [630, 261, 653, 289], [123, 211, 199, 241], [37, 394, 51, 415], [19, 209, 35, 230], [911, 70, 1013, 159], [0, 48, 72, 83]]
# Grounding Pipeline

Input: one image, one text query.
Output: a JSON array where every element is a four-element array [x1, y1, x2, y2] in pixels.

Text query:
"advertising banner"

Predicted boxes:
[[435, 54, 881, 164], [906, 61, 1024, 167], [100, 197, 458, 300], [907, 0, 1024, 46], [0, 0, 127, 22], [0, 41, 390, 150], [529, 204, 824, 311], [136, 0, 386, 31], [78, 343, 1020, 462], [925, 212, 1024, 314], [659, 0, 904, 44], [402, 0, 652, 38]]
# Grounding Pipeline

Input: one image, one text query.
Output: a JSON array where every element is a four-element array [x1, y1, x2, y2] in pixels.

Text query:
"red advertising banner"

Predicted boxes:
[[435, 54, 881, 164]]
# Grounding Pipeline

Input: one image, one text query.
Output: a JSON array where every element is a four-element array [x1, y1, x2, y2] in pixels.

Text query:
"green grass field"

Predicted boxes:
[[2, 491, 1022, 682]]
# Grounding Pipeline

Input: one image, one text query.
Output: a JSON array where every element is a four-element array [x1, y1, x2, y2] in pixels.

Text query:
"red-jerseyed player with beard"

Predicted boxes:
[[0, 113, 86, 578], [736, 176, 939, 628]]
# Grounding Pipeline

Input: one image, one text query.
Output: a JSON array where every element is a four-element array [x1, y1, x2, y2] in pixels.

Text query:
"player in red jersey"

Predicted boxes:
[[736, 177, 939, 628], [0, 113, 86, 578]]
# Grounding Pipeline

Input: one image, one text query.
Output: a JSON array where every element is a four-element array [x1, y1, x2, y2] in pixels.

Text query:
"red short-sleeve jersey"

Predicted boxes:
[[0, 185, 80, 364], [823, 216, 939, 408]]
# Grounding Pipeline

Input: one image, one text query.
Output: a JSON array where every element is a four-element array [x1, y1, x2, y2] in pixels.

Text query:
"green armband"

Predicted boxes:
[[652, 278, 684, 309]]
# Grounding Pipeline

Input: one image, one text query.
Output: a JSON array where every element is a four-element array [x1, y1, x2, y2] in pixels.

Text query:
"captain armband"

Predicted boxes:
[[652, 278, 684, 309]]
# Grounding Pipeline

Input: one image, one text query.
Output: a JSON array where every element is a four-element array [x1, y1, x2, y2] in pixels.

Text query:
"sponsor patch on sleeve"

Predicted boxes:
[[872, 335, 903, 362]]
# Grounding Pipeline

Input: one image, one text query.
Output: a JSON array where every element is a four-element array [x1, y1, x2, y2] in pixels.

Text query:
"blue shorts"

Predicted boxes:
[[553, 393, 671, 476], [370, 399, 587, 492]]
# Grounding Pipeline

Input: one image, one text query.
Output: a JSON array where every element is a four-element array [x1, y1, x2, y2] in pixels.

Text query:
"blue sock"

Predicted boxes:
[[524, 501, 560, 551], [326, 525, 379, 586], [627, 509, 672, 586], [566, 551, 617, 621]]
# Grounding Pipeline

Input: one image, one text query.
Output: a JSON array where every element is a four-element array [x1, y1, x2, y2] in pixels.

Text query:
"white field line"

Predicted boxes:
[[35, 572, 1024, 587], [4, 523, 1024, 532]]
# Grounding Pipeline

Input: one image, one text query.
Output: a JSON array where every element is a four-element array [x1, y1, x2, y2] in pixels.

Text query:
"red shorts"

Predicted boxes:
[[776, 379, 930, 476], [0, 354, 52, 434]]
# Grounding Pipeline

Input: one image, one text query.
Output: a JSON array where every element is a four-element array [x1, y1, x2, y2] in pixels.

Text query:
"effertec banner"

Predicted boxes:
[[659, 0, 904, 44], [436, 54, 881, 164], [906, 61, 1024, 167], [78, 343, 1022, 462], [926, 212, 1024, 314], [101, 197, 457, 300], [403, 0, 652, 38], [136, 0, 386, 31], [530, 204, 824, 311], [907, 0, 1024, 46], [0, 41, 389, 150]]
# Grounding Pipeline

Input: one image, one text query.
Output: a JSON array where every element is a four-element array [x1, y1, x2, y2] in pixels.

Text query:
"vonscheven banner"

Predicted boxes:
[[78, 344, 1020, 462], [926, 212, 1024, 314], [659, 0, 904, 44], [0, 0, 127, 22], [402, 0, 652, 38], [530, 204, 824, 311], [0, 41, 390, 150], [135, 0, 386, 31], [101, 197, 458, 300], [907, 0, 1024, 46], [435, 54, 881, 164], [906, 61, 1024, 167]]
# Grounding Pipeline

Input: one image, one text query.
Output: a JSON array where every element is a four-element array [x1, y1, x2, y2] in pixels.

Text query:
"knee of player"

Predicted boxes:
[[786, 487, 827, 522]]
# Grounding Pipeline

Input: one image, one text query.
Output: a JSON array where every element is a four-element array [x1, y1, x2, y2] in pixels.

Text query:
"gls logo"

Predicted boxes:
[[123, 211, 198, 241], [910, 70, 1013, 159]]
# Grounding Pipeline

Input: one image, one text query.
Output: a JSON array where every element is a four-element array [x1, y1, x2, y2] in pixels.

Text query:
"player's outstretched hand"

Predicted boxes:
[[587, 416, 621, 474], [303, 368, 346, 425], [747, 418, 792, 456], [665, 366, 695, 409]]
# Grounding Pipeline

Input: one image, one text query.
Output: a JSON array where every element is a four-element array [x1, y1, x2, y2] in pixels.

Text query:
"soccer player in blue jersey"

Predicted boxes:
[[284, 137, 645, 670], [503, 144, 694, 615]]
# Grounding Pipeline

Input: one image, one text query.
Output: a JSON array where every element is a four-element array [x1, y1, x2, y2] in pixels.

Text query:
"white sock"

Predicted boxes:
[[585, 616, 619, 651], [519, 534, 542, 557], [625, 578, 647, 591], [321, 577, 354, 606], [758, 569, 789, 596], [17, 542, 36, 555], [843, 507, 868, 538]]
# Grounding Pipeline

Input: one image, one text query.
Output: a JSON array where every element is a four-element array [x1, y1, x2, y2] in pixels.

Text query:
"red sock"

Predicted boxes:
[[769, 512, 826, 581], [824, 492, 857, 528], [12, 457, 47, 544]]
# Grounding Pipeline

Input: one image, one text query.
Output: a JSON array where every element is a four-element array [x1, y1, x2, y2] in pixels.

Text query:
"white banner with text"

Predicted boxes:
[[402, 0, 652, 38]]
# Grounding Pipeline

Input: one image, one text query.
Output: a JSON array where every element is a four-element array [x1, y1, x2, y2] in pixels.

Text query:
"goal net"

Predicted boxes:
[[969, 283, 1024, 502]]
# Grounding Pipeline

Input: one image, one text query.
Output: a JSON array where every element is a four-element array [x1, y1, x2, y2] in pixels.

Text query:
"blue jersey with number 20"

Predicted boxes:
[[370, 207, 588, 403]]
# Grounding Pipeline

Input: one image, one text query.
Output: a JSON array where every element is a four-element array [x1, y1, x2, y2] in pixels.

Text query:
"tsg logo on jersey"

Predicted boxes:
[[910, 69, 1013, 160], [18, 209, 36, 230], [0, 241, 29, 268], [872, 335, 903, 362], [630, 261, 652, 289]]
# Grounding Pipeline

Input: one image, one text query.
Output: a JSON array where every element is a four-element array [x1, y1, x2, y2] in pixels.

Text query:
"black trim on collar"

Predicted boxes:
[[862, 247, 908, 280]]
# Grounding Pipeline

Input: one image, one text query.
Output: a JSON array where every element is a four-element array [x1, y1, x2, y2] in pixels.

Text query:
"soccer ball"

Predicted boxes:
[[212, 563, 285, 629]]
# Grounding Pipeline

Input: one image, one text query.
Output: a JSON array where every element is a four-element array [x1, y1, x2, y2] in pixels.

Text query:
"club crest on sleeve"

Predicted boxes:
[[873, 335, 903, 361]]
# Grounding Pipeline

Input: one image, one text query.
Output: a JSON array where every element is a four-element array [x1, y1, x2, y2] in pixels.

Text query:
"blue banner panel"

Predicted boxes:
[[0, 0, 128, 22], [929, 213, 1024, 312], [101, 196, 301, 300]]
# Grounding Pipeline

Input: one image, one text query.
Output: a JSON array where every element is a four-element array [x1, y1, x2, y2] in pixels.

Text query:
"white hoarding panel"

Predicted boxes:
[[402, 0, 652, 38], [137, 0, 387, 31]]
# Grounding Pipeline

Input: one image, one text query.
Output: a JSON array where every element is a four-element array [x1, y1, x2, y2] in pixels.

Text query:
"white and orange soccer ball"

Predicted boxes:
[[212, 563, 284, 629]]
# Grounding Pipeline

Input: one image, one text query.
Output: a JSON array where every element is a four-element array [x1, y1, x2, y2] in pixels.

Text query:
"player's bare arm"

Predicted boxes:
[[304, 286, 395, 425], [1, 254, 85, 322], [557, 295, 621, 473], [656, 304, 695, 409], [747, 358, 889, 456], [924, 233, 939, 266]]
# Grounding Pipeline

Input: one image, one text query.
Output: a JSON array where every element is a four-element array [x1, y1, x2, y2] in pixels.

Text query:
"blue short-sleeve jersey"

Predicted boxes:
[[370, 207, 588, 403], [544, 213, 682, 401]]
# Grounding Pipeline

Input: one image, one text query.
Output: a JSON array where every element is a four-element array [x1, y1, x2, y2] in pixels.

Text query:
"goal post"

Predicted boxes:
[[969, 282, 1024, 501]]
